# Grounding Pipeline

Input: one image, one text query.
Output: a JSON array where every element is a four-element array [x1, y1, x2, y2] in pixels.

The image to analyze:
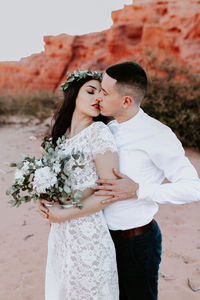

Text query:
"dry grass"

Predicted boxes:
[[0, 91, 61, 122]]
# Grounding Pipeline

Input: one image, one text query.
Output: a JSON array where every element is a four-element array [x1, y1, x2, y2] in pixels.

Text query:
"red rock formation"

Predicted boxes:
[[0, 0, 199, 94]]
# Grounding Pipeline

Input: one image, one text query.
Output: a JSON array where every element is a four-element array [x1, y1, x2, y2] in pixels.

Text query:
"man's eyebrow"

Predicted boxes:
[[101, 87, 108, 94], [87, 85, 97, 89]]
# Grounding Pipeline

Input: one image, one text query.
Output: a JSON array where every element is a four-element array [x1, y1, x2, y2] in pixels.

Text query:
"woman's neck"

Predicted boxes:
[[68, 112, 93, 138]]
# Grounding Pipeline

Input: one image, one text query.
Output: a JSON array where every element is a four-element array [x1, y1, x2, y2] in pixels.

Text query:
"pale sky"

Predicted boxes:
[[0, 0, 132, 62]]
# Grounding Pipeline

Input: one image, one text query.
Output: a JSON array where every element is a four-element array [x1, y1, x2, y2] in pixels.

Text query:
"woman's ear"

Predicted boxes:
[[122, 96, 133, 108]]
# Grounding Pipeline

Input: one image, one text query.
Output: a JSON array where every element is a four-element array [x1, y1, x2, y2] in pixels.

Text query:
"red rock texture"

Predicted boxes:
[[0, 0, 200, 94]]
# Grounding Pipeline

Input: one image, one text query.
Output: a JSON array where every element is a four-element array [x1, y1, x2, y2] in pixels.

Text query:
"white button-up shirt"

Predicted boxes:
[[103, 108, 200, 230]]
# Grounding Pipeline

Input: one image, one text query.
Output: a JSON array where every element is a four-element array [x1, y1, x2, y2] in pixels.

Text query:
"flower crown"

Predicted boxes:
[[61, 70, 103, 91]]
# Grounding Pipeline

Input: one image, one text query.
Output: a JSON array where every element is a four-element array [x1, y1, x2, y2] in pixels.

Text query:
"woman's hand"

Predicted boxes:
[[47, 204, 67, 223], [38, 198, 50, 219], [38, 198, 66, 223]]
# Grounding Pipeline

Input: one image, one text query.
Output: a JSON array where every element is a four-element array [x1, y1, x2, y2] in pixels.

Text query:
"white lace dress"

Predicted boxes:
[[45, 122, 119, 300]]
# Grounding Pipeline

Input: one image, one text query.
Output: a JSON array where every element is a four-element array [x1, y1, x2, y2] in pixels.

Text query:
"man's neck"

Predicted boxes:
[[115, 106, 140, 123]]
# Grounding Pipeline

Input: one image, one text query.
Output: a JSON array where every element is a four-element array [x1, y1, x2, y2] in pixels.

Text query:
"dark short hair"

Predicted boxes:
[[106, 61, 148, 104]]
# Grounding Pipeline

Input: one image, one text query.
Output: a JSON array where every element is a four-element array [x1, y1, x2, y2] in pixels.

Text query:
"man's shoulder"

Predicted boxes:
[[142, 110, 172, 135], [142, 111, 182, 149]]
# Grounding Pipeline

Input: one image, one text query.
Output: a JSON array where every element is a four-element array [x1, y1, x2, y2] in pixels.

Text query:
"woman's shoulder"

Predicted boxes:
[[90, 121, 116, 144], [90, 121, 110, 132]]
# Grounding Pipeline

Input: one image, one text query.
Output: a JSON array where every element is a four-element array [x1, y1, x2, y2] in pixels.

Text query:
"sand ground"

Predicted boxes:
[[0, 122, 200, 300]]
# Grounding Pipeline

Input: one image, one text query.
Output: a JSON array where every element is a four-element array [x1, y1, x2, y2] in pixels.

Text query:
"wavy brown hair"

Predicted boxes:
[[44, 76, 107, 146]]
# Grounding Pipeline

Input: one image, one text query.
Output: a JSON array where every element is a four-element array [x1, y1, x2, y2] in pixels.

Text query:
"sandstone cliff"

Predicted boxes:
[[0, 0, 199, 94]]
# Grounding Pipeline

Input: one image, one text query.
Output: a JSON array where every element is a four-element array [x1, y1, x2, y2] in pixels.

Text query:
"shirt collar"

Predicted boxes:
[[109, 108, 144, 133]]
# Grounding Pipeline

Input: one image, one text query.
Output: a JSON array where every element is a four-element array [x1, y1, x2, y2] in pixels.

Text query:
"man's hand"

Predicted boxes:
[[93, 168, 139, 204]]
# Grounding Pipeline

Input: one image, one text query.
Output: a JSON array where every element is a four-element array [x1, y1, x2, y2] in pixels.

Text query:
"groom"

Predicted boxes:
[[92, 61, 200, 300]]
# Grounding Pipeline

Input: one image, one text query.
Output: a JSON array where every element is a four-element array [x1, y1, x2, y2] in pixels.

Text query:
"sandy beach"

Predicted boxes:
[[0, 121, 200, 300]]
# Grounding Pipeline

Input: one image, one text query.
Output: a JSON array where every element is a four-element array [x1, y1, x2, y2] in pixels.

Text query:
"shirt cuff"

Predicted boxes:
[[137, 183, 159, 202]]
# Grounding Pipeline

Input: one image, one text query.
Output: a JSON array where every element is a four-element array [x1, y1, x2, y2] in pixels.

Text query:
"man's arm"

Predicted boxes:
[[94, 130, 200, 205]]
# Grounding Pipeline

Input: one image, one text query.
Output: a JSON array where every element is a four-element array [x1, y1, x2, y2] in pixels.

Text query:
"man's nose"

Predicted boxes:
[[96, 93, 102, 102]]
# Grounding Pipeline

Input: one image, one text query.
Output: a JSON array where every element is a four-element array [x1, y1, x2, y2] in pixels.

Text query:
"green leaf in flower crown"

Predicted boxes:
[[61, 70, 103, 92]]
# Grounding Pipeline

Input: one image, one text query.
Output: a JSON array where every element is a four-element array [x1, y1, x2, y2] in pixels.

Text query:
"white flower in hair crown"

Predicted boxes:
[[61, 70, 103, 91]]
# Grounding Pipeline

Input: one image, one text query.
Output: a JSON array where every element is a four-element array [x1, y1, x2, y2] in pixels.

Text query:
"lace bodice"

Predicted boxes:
[[59, 121, 118, 191]]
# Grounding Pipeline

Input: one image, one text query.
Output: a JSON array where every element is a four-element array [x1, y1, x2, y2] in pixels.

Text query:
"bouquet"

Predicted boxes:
[[6, 135, 84, 208]]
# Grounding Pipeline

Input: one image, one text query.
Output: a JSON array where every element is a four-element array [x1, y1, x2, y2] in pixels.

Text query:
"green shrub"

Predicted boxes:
[[0, 91, 61, 121], [142, 60, 200, 150]]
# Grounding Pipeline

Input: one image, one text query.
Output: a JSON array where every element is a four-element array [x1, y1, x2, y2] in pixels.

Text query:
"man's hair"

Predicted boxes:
[[106, 61, 148, 104]]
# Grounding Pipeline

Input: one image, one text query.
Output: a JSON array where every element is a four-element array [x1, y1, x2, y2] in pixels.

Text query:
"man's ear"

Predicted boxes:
[[122, 96, 133, 108]]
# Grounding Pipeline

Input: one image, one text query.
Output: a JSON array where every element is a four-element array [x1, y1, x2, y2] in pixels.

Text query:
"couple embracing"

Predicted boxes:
[[39, 61, 200, 300]]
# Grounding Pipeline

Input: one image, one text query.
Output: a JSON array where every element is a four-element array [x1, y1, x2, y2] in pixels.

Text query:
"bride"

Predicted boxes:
[[39, 70, 119, 300]]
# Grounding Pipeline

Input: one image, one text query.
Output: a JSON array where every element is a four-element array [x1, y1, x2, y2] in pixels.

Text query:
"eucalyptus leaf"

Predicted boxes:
[[10, 162, 17, 167], [16, 161, 24, 169], [74, 191, 82, 199], [64, 185, 71, 194], [72, 154, 80, 160], [63, 167, 69, 176]]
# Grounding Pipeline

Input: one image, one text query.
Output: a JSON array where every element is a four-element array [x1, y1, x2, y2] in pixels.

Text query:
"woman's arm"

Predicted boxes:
[[39, 151, 119, 223]]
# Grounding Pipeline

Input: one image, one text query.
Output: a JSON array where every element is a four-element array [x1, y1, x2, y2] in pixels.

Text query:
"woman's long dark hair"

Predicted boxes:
[[47, 76, 107, 146]]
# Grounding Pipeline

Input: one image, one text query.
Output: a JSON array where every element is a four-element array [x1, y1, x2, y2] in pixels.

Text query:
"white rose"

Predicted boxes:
[[53, 162, 61, 174], [35, 159, 43, 167], [33, 166, 57, 193]]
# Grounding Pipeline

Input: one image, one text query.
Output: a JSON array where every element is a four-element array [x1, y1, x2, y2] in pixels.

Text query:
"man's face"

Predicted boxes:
[[98, 73, 123, 118]]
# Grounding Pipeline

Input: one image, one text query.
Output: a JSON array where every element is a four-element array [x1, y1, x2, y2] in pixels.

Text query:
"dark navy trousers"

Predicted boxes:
[[110, 220, 162, 300]]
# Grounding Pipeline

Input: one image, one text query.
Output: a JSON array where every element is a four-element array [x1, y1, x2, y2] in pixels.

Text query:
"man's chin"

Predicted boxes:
[[100, 109, 110, 117]]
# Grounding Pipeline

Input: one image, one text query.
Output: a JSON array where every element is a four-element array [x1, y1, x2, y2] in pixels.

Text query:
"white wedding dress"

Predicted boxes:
[[45, 122, 119, 300]]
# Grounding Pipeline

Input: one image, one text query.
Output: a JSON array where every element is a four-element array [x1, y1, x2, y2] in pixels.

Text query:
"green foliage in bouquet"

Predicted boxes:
[[6, 135, 85, 208]]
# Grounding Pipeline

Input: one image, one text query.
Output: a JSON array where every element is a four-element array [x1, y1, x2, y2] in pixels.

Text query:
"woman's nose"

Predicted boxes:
[[96, 94, 102, 102]]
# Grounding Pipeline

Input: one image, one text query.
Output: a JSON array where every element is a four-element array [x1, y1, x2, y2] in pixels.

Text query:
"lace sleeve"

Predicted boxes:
[[90, 122, 118, 158]]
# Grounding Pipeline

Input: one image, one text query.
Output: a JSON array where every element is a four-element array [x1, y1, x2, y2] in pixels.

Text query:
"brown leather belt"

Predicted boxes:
[[110, 219, 154, 240]]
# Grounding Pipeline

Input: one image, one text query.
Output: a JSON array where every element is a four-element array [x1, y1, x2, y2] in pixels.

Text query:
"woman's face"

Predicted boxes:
[[75, 79, 101, 118]]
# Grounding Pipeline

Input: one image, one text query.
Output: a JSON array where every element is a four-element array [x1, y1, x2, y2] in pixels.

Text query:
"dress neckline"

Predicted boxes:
[[65, 122, 95, 141]]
